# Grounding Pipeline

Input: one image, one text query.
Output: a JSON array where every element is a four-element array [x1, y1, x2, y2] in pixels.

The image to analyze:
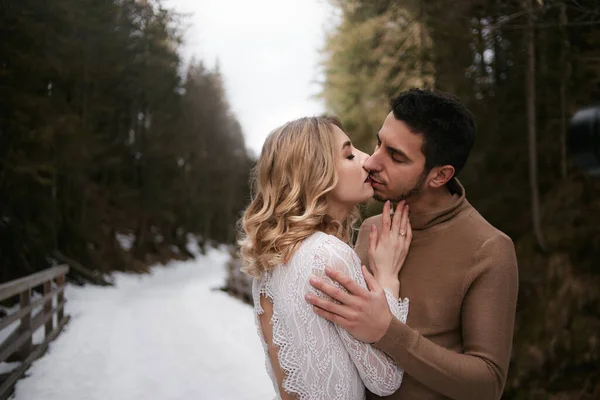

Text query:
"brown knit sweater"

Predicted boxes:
[[355, 180, 518, 400]]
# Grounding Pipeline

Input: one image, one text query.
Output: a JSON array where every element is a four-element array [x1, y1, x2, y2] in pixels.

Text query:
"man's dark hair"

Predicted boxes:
[[390, 89, 476, 176]]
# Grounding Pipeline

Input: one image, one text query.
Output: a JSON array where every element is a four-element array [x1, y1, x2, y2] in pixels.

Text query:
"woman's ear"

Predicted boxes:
[[427, 165, 455, 188]]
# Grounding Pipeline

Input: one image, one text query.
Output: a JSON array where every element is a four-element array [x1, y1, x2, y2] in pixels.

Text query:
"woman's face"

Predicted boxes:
[[329, 126, 374, 207]]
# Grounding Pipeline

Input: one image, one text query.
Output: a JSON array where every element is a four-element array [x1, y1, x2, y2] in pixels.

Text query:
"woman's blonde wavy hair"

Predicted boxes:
[[239, 116, 360, 278]]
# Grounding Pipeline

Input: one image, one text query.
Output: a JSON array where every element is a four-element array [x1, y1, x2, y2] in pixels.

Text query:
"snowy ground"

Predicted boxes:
[[9, 247, 275, 400]]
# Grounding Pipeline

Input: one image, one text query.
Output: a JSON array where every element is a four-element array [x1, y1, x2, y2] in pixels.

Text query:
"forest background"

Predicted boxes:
[[1, 0, 599, 398]]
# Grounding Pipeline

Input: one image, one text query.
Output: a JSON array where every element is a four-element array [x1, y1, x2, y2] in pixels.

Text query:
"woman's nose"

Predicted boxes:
[[358, 150, 370, 166]]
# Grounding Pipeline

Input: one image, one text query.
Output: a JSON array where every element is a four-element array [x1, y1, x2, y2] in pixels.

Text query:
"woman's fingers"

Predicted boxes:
[[368, 225, 378, 268], [381, 200, 391, 234], [399, 204, 409, 238], [391, 200, 405, 236], [368, 225, 378, 253]]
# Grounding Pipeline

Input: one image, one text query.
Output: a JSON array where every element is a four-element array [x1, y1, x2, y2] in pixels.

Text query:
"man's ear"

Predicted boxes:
[[427, 165, 455, 188]]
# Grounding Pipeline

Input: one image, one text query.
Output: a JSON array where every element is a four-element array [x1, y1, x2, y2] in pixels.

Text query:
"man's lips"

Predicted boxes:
[[369, 175, 383, 185]]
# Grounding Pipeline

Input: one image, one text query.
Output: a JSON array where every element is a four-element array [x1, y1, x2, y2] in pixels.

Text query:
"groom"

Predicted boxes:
[[306, 89, 518, 399]]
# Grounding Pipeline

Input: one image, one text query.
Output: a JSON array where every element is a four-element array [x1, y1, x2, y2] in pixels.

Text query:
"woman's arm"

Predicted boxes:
[[313, 238, 407, 396]]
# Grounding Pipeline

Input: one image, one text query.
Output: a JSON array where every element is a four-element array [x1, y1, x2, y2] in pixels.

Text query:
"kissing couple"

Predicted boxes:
[[239, 89, 518, 400]]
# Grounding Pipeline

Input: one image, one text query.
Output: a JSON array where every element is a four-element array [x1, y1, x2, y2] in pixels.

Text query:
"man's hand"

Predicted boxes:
[[305, 265, 393, 343]]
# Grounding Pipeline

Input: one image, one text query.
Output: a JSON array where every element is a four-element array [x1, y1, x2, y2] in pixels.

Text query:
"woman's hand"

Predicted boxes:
[[368, 200, 412, 298]]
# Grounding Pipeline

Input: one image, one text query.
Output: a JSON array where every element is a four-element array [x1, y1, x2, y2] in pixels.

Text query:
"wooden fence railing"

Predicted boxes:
[[0, 266, 70, 400]]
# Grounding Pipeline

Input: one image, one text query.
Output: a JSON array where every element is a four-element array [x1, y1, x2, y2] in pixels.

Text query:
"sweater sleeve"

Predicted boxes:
[[372, 234, 519, 400]]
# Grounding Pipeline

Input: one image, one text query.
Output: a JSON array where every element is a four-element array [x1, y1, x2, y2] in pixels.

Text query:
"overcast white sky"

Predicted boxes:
[[164, 0, 337, 156]]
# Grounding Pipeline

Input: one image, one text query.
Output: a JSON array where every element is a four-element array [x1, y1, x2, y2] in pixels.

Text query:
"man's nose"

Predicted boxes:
[[364, 148, 382, 172]]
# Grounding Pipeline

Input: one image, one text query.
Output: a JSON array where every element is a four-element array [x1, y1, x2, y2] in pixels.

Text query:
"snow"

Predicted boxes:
[[0, 362, 20, 375], [10, 247, 275, 400], [115, 233, 134, 251]]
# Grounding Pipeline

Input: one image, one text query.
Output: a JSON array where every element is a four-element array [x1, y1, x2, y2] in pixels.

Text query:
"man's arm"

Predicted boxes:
[[373, 234, 518, 399], [309, 229, 518, 400]]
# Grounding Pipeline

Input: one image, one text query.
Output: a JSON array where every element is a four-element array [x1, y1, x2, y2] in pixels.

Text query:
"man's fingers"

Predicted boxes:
[[325, 267, 370, 298], [305, 292, 349, 318], [309, 275, 353, 305], [362, 265, 381, 292], [391, 200, 405, 236], [313, 306, 350, 328]]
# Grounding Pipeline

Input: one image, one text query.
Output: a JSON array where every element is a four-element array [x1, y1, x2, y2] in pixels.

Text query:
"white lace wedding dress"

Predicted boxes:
[[252, 231, 410, 400]]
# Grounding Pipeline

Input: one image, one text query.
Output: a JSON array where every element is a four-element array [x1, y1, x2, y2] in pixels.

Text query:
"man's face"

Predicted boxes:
[[364, 112, 429, 203]]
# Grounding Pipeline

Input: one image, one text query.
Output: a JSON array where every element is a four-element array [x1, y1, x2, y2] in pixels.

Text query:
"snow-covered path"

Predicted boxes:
[[12, 248, 275, 400]]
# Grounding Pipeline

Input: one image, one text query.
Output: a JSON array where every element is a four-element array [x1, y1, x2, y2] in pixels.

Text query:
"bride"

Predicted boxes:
[[239, 116, 412, 399]]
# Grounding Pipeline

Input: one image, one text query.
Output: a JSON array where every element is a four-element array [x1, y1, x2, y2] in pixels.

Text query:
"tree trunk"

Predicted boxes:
[[477, 18, 488, 96], [417, 3, 424, 82], [526, 0, 546, 251], [492, 15, 501, 87], [559, 1, 569, 179]]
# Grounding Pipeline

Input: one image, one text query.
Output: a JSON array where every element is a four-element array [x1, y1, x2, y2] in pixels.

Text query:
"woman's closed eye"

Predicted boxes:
[[346, 154, 355, 160]]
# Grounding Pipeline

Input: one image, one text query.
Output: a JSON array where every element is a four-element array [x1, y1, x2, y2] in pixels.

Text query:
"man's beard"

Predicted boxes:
[[373, 170, 428, 203]]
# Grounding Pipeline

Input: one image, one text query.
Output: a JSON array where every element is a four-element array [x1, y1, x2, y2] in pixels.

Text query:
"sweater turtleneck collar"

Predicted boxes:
[[409, 178, 467, 231]]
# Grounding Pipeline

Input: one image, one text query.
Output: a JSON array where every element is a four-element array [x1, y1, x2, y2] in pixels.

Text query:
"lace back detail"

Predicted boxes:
[[254, 269, 312, 398]]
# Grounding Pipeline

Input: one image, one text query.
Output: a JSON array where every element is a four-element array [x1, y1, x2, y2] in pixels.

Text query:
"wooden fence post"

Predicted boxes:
[[43, 281, 53, 337], [18, 289, 32, 359], [56, 275, 65, 321]]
